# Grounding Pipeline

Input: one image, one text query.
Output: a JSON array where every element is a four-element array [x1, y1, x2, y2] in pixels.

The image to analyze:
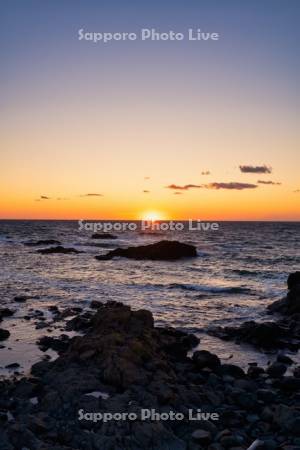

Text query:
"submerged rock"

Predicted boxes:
[[14, 295, 29, 303], [0, 329, 10, 341], [0, 308, 15, 323], [91, 233, 117, 239], [96, 240, 197, 261], [37, 245, 82, 254], [24, 239, 61, 246]]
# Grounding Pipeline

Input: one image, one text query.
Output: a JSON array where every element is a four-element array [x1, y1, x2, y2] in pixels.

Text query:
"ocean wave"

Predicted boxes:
[[167, 283, 253, 295]]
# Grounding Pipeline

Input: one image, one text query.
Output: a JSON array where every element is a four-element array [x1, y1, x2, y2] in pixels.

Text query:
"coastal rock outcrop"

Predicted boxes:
[[1, 302, 300, 449], [95, 240, 197, 261], [209, 273, 300, 352], [268, 271, 300, 315]]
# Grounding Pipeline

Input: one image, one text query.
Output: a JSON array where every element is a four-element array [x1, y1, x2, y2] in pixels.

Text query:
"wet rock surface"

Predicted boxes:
[[0, 301, 299, 450], [96, 240, 198, 261]]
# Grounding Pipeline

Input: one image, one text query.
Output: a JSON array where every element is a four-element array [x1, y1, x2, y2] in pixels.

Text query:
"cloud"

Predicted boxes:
[[294, 189, 300, 193], [35, 195, 51, 202], [143, 190, 150, 193], [239, 165, 272, 174], [201, 171, 210, 175], [257, 180, 281, 185], [144, 176, 150, 180], [206, 182, 258, 190], [174, 192, 183, 195], [166, 184, 202, 190], [80, 193, 103, 197]]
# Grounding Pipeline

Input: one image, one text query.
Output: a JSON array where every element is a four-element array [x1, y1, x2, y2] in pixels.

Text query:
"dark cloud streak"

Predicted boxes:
[[239, 165, 272, 174], [166, 184, 202, 190], [206, 182, 258, 190]]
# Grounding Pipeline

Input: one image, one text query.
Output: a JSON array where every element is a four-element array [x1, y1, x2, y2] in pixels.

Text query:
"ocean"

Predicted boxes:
[[0, 220, 299, 376]]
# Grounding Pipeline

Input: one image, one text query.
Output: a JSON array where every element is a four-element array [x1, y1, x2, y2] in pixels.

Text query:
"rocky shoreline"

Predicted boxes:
[[0, 281, 300, 450]]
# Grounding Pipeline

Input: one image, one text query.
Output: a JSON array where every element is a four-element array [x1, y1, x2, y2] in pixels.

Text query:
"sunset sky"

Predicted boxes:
[[1, 0, 299, 220]]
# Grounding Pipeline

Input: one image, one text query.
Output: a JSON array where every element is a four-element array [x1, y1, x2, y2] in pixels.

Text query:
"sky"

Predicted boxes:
[[0, 0, 299, 220]]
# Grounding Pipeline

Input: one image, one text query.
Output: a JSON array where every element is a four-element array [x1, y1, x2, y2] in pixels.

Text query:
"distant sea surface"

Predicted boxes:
[[0, 220, 299, 375]]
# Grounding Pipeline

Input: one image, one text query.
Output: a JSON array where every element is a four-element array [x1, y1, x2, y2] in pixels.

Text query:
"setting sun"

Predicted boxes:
[[141, 211, 165, 222]]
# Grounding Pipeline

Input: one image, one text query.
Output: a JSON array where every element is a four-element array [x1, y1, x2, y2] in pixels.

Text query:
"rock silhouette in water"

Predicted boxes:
[[96, 240, 197, 261], [268, 271, 300, 315], [24, 239, 61, 246], [209, 273, 300, 351], [37, 246, 82, 254], [91, 233, 117, 239]]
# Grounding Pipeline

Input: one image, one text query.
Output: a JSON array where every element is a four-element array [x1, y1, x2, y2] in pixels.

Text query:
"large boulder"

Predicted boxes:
[[46, 302, 199, 389], [96, 240, 197, 261], [193, 350, 221, 370]]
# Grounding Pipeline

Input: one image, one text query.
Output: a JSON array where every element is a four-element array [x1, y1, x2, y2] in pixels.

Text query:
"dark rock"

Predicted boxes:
[[267, 362, 287, 378], [247, 365, 265, 378], [48, 305, 59, 313], [0, 329, 10, 341], [14, 295, 29, 303], [37, 335, 70, 354], [37, 246, 82, 254], [5, 363, 20, 369], [257, 388, 277, 402], [90, 300, 102, 309], [0, 308, 15, 317], [31, 360, 52, 377], [268, 272, 300, 315], [193, 350, 221, 370], [277, 353, 294, 365], [96, 240, 197, 261], [275, 376, 300, 392], [66, 312, 93, 331], [209, 318, 300, 351], [91, 233, 117, 239], [51, 302, 196, 389], [219, 364, 245, 379], [24, 239, 61, 246], [287, 272, 300, 290]]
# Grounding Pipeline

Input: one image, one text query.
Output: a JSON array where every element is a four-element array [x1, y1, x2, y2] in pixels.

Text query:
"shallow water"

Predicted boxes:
[[0, 220, 299, 376]]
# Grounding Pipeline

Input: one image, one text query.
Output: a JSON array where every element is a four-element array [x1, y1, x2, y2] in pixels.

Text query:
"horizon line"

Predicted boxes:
[[0, 218, 300, 223]]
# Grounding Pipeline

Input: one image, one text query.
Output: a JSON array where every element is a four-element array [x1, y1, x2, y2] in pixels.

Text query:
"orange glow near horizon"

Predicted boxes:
[[140, 211, 166, 222]]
